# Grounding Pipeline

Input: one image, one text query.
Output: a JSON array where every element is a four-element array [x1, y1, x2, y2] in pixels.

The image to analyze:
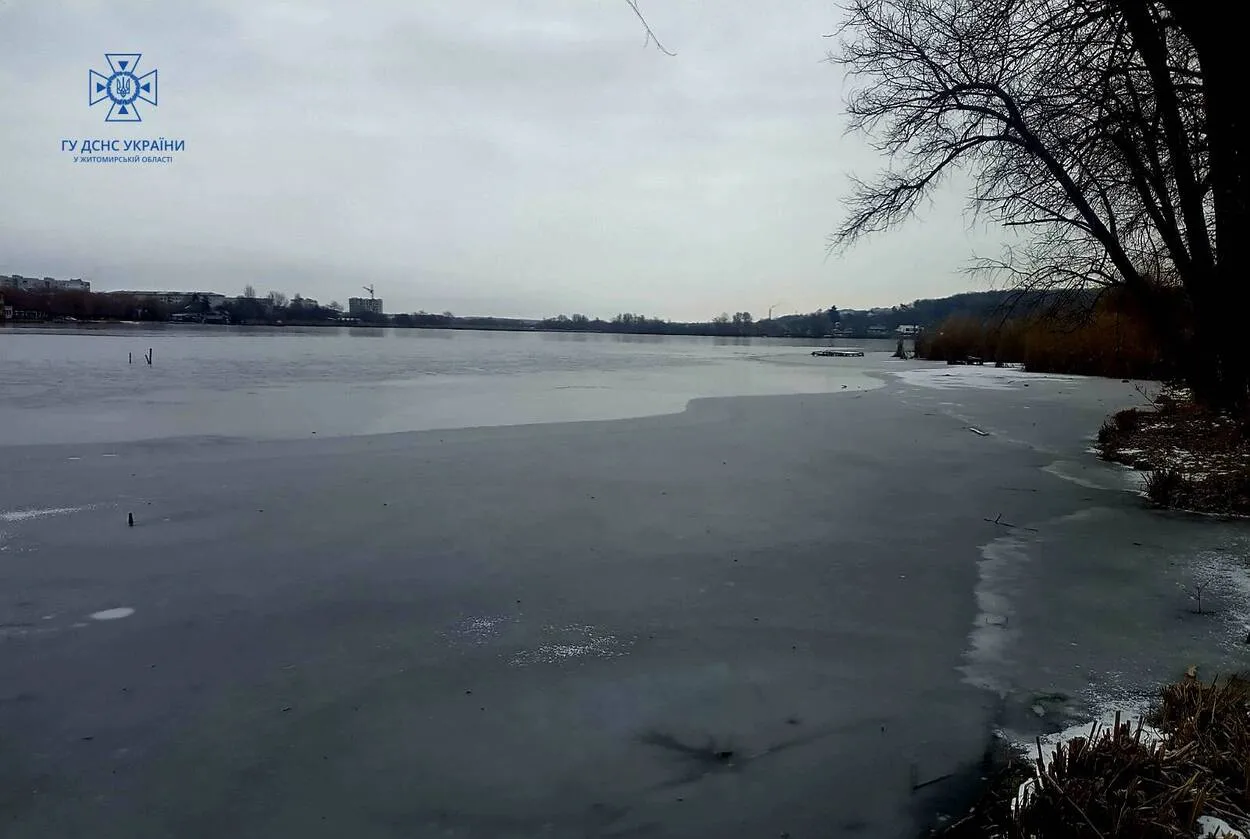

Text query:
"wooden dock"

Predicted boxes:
[[812, 349, 864, 358]]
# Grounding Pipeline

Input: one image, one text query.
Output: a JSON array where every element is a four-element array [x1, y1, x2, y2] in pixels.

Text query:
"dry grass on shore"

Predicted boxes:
[[915, 302, 1173, 381], [940, 675, 1250, 838], [1096, 391, 1250, 517]]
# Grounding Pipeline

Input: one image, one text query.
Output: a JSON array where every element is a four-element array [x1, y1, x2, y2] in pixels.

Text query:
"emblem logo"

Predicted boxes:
[[89, 54, 158, 123]]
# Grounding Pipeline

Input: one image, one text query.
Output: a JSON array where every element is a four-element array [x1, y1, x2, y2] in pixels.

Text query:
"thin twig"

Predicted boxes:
[[912, 771, 955, 791], [624, 1, 676, 56]]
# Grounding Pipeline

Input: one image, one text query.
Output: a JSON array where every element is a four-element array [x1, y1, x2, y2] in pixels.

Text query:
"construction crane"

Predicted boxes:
[[362, 285, 376, 300]]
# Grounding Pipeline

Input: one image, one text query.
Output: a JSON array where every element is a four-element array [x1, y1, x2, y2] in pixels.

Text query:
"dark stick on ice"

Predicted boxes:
[[127, 512, 134, 527], [911, 772, 954, 792], [983, 513, 1040, 533]]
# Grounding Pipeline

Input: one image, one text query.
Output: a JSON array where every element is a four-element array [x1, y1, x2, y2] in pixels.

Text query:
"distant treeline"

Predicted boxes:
[[534, 311, 835, 337], [4, 285, 1097, 340], [534, 291, 1088, 338]]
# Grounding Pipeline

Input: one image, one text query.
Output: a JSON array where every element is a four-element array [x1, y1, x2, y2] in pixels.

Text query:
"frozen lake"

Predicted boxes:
[[0, 325, 895, 445], [5, 326, 1246, 838]]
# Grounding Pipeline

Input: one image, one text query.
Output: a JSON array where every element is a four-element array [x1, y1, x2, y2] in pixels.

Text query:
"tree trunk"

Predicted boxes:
[[1176, 8, 1250, 413], [1185, 291, 1250, 412]]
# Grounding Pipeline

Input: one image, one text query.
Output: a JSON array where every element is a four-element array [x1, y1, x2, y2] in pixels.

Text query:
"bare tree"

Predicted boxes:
[[267, 290, 288, 308], [833, 1, 1249, 409], [243, 284, 256, 299]]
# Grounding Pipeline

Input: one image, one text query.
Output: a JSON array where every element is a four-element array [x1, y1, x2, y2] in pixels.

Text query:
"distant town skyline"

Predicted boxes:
[[2, 269, 958, 321], [0, 2, 1005, 322]]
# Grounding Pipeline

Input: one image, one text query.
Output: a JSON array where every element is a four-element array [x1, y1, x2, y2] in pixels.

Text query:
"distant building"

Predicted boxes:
[[113, 291, 227, 310], [896, 324, 922, 336], [349, 297, 383, 316], [1, 274, 91, 294], [0, 293, 11, 320], [867, 325, 891, 337]]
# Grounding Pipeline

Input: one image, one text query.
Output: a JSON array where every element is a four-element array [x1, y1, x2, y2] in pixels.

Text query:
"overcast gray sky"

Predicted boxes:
[[0, 1, 1002, 320]]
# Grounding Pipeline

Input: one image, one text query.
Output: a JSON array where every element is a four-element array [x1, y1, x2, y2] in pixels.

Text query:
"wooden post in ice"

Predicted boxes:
[[145, 348, 153, 366], [128, 352, 132, 364]]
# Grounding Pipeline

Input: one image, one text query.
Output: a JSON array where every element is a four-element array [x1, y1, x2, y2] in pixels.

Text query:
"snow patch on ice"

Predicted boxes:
[[964, 508, 1104, 695], [464, 615, 504, 633], [445, 614, 510, 646], [89, 607, 135, 621], [509, 624, 631, 667], [1188, 550, 1250, 648], [0, 506, 87, 523], [962, 533, 1029, 692], [1198, 816, 1248, 839], [895, 366, 1083, 392]]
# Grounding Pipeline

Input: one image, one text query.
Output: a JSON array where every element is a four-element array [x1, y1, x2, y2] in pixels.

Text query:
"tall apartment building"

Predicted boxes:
[[1, 275, 91, 293], [348, 297, 384, 316]]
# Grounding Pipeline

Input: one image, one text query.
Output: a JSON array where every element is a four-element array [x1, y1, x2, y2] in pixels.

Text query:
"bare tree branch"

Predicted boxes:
[[624, 1, 676, 56]]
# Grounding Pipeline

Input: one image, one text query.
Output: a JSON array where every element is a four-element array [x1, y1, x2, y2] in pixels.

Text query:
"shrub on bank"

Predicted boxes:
[[1144, 468, 1187, 506], [1143, 469, 1250, 517], [1097, 408, 1147, 459], [1097, 389, 1250, 517], [941, 675, 1250, 838]]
